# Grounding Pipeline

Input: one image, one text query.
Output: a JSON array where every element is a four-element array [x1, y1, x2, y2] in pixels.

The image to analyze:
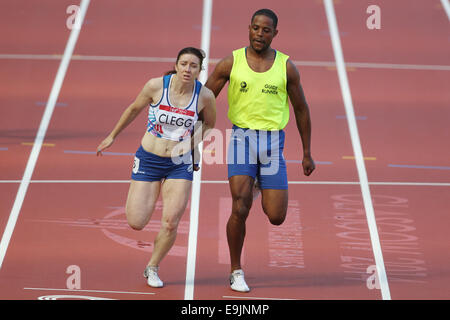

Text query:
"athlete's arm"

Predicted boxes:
[[286, 59, 315, 176], [197, 86, 217, 140], [96, 78, 161, 156], [204, 54, 233, 97], [191, 86, 217, 168]]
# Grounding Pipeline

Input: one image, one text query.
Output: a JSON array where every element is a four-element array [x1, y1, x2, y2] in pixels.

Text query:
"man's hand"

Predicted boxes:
[[302, 155, 315, 176]]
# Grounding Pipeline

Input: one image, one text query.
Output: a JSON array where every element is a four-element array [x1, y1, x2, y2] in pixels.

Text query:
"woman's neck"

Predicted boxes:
[[171, 74, 194, 95]]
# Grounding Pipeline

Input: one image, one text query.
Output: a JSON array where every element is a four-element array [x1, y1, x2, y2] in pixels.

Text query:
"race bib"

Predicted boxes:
[[132, 157, 140, 174]]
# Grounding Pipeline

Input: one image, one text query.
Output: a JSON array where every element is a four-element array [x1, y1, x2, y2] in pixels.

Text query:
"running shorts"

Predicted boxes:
[[227, 125, 288, 189], [131, 145, 193, 181]]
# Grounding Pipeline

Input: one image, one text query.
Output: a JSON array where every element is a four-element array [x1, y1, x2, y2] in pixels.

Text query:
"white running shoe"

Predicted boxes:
[[230, 269, 250, 292], [143, 266, 164, 288]]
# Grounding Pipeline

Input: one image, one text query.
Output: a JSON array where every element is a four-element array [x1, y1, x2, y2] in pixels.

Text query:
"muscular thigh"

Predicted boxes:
[[257, 129, 288, 190], [261, 188, 288, 223], [161, 179, 192, 223], [126, 180, 161, 226]]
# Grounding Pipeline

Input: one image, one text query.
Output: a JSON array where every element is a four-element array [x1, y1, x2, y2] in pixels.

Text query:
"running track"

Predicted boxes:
[[0, 0, 449, 301]]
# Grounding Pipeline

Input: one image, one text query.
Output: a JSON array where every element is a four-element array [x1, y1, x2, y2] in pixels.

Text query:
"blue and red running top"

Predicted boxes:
[[147, 74, 201, 142]]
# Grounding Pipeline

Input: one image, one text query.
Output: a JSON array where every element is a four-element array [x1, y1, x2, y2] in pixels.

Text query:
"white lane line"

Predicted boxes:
[[323, 0, 391, 300], [0, 54, 62, 60], [204, 180, 450, 186], [72, 55, 176, 62], [369, 182, 450, 187], [440, 0, 450, 21], [24, 287, 155, 295], [345, 61, 450, 71], [0, 0, 91, 270], [184, 0, 213, 301], [292, 60, 450, 71], [2, 54, 450, 71], [1, 180, 450, 187], [30, 180, 129, 183]]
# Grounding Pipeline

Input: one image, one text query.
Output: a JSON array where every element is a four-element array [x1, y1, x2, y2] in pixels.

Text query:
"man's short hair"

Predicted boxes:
[[251, 8, 278, 29]]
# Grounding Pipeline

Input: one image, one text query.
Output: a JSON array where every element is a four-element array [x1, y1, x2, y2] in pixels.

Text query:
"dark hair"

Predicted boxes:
[[251, 8, 278, 29], [164, 47, 206, 76]]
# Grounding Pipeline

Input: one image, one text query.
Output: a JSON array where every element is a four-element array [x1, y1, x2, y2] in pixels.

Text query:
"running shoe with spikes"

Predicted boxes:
[[143, 265, 164, 288], [230, 269, 250, 292]]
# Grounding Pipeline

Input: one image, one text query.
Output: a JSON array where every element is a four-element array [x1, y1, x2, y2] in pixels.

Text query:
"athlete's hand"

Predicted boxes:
[[302, 156, 315, 176], [192, 147, 201, 171], [96, 136, 114, 156]]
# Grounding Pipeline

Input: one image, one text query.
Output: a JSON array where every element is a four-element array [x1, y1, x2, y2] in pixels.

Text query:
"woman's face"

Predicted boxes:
[[175, 53, 201, 82]]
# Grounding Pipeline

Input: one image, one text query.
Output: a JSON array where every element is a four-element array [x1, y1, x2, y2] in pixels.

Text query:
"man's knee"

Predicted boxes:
[[261, 191, 288, 225], [262, 201, 287, 226], [231, 194, 253, 220], [267, 212, 286, 226]]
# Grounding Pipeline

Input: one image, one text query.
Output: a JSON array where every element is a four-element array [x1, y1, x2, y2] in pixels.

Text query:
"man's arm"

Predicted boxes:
[[191, 87, 217, 170], [205, 54, 233, 97], [286, 59, 315, 176]]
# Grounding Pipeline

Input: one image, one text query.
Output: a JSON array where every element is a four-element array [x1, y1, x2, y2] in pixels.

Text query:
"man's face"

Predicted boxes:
[[248, 15, 278, 53]]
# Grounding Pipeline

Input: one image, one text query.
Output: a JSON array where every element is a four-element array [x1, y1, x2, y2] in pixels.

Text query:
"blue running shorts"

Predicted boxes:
[[131, 145, 193, 182], [227, 125, 288, 190]]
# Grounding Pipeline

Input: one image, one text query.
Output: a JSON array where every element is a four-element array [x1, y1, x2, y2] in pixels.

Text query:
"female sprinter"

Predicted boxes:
[[96, 47, 216, 288]]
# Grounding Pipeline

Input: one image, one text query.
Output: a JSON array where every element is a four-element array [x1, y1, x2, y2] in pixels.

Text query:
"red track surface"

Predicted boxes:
[[0, 0, 449, 301]]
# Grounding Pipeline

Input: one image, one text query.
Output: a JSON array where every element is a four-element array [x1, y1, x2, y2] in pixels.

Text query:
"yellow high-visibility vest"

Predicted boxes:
[[227, 47, 290, 130]]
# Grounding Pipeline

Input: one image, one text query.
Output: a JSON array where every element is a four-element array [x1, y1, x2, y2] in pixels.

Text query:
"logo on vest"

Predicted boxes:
[[240, 81, 249, 93]]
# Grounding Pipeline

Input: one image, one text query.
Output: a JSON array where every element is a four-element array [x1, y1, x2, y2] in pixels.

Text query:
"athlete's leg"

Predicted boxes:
[[125, 180, 161, 230], [261, 188, 288, 225], [148, 178, 192, 267], [227, 175, 254, 272], [258, 128, 288, 225]]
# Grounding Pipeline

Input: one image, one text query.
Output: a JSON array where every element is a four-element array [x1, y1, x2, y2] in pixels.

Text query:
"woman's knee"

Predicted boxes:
[[126, 206, 151, 230], [127, 216, 146, 230], [127, 219, 146, 230], [160, 216, 180, 234]]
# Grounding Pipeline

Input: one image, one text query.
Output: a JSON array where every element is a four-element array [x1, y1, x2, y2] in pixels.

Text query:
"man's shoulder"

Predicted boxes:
[[226, 48, 244, 60], [214, 53, 234, 75], [275, 48, 290, 60]]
